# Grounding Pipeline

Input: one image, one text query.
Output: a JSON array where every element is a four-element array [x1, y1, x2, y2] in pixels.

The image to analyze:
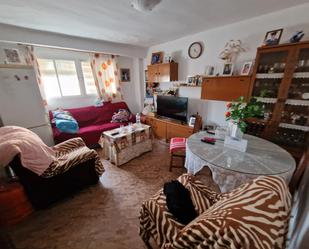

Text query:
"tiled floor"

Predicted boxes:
[[9, 140, 217, 249]]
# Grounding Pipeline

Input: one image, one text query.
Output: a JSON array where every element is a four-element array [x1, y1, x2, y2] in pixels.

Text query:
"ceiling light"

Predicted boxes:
[[131, 0, 162, 12]]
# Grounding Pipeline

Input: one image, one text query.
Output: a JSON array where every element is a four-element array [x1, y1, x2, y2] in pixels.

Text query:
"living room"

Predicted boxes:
[[0, 1, 308, 249]]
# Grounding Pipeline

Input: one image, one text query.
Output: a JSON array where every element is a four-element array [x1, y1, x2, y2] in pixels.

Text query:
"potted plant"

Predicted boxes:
[[225, 96, 264, 140]]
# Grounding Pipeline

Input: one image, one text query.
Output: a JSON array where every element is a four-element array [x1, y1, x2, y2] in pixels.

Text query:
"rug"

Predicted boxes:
[[8, 140, 218, 249]]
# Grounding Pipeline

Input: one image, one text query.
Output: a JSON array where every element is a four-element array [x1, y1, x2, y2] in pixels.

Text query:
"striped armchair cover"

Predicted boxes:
[[41, 137, 104, 178], [139, 174, 291, 249]]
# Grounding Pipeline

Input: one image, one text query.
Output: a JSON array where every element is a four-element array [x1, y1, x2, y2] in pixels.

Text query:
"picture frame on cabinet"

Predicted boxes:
[[205, 65, 215, 76], [240, 61, 253, 75], [263, 28, 283, 46], [3, 48, 22, 64], [222, 63, 234, 76], [151, 51, 163, 64]]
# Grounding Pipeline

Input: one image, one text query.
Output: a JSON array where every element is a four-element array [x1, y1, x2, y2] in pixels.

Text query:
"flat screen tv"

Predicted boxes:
[[157, 96, 188, 122]]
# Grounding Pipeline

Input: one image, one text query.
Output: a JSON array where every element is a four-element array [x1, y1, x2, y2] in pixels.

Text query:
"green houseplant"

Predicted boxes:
[[225, 96, 264, 137]]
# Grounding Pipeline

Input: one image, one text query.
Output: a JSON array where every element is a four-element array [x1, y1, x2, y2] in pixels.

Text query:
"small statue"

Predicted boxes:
[[290, 31, 305, 43]]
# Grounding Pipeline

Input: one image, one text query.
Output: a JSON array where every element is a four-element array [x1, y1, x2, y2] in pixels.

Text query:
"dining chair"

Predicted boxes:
[[289, 146, 309, 195], [169, 113, 202, 171]]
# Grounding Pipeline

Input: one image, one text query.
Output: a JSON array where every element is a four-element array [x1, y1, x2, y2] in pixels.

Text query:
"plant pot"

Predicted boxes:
[[229, 122, 243, 140]]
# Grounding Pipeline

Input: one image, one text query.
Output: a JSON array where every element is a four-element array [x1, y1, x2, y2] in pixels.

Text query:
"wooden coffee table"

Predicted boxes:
[[99, 124, 152, 166]]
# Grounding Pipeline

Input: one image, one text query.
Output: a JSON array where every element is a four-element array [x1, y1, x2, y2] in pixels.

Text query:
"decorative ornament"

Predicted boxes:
[[219, 40, 246, 62]]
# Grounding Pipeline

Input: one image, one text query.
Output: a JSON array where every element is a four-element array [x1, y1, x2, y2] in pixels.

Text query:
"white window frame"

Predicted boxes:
[[38, 58, 97, 100]]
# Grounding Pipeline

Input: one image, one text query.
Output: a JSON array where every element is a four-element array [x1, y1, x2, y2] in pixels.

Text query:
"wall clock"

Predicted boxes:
[[188, 42, 203, 59]]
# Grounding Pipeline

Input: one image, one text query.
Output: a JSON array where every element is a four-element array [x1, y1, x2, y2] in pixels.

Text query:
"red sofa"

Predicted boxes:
[[49, 102, 135, 147]]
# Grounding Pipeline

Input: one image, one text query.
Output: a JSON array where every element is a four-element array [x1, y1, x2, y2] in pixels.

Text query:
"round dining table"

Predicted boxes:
[[185, 131, 296, 192]]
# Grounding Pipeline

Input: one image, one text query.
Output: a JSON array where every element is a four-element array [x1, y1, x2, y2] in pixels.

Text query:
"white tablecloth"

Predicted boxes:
[[185, 132, 296, 193]]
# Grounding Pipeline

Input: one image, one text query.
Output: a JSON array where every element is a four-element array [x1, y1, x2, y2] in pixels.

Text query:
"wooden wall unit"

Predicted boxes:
[[201, 76, 251, 101], [247, 41, 309, 161], [145, 116, 193, 142], [147, 62, 178, 83]]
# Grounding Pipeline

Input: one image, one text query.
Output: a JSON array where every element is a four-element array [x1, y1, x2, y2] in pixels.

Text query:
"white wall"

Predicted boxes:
[[147, 3, 309, 126], [118, 56, 143, 113]]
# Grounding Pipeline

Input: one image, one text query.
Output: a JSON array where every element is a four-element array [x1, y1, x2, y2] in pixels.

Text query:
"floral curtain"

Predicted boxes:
[[25, 45, 48, 109], [90, 53, 123, 102]]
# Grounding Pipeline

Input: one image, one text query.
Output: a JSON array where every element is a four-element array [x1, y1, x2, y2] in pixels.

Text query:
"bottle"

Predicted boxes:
[[136, 113, 141, 125]]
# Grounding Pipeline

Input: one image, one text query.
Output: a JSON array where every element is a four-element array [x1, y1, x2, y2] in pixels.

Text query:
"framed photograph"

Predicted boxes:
[[120, 68, 130, 82], [3, 48, 22, 64], [187, 75, 194, 84], [151, 51, 163, 65], [222, 63, 234, 76], [205, 66, 215, 76], [240, 61, 253, 75], [188, 117, 196, 127], [264, 28, 283, 46]]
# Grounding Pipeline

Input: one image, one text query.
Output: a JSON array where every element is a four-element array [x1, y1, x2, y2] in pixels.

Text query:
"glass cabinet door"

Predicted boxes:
[[252, 50, 289, 121], [276, 47, 309, 149]]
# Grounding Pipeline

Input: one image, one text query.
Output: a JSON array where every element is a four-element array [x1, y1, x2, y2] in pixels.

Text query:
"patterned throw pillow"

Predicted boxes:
[[111, 109, 132, 123]]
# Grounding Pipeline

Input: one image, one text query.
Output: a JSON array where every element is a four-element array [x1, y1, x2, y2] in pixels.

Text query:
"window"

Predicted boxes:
[[55, 60, 81, 96], [38, 59, 84, 98], [81, 61, 97, 95], [37, 59, 61, 98]]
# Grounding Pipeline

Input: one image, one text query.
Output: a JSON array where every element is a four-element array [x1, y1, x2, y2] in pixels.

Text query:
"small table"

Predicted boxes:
[[99, 124, 152, 166], [185, 132, 296, 192]]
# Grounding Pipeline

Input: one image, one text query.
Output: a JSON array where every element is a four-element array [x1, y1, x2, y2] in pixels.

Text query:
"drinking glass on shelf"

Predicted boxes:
[[297, 60, 305, 72], [279, 62, 286, 73]]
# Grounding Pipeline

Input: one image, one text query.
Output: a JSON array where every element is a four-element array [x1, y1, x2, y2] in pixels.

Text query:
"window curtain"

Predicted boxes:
[[90, 53, 123, 102], [25, 45, 48, 108]]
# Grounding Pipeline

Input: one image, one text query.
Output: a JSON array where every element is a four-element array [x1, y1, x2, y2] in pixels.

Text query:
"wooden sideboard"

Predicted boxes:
[[144, 116, 193, 142], [201, 76, 251, 101], [147, 62, 178, 83]]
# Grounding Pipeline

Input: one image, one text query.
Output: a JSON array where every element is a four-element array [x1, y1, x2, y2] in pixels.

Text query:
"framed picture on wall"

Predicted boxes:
[[120, 68, 130, 82], [3, 48, 22, 64], [151, 51, 163, 64], [222, 63, 234, 76]]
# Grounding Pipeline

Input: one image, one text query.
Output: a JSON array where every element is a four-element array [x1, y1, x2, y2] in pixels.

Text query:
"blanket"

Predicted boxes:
[[0, 126, 56, 175]]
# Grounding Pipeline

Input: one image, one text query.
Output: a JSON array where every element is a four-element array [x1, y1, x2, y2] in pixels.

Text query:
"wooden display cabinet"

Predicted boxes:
[[147, 62, 178, 83], [145, 116, 193, 142], [201, 76, 251, 101], [247, 41, 309, 160]]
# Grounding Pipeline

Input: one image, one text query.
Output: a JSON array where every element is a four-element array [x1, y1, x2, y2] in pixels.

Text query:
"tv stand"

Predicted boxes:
[[144, 115, 193, 142]]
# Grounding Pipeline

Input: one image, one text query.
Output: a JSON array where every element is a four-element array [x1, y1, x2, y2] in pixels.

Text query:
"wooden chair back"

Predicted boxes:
[[289, 146, 309, 195], [193, 113, 202, 134]]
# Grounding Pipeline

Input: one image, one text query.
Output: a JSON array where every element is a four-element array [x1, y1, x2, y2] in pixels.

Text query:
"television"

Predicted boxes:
[[156, 96, 188, 122]]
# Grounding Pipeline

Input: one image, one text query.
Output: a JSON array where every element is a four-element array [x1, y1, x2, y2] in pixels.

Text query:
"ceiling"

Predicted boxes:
[[0, 0, 308, 47]]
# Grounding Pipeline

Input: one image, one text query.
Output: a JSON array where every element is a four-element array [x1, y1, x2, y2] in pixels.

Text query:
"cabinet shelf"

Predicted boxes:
[[279, 123, 309, 132], [255, 97, 277, 103], [255, 73, 284, 79], [293, 72, 309, 78], [286, 99, 309, 106]]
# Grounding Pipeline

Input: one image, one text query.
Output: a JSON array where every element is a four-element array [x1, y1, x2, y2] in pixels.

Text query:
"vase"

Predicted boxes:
[[229, 122, 243, 140]]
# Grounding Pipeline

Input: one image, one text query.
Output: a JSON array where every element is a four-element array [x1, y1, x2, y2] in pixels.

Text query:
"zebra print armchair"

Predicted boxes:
[[139, 174, 291, 249]]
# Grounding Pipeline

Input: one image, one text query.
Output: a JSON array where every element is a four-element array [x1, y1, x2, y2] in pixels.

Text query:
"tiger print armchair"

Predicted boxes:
[[10, 137, 104, 209], [139, 174, 291, 249]]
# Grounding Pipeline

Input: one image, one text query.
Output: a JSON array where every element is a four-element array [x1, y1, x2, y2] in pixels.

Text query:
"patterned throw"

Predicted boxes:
[[42, 137, 104, 178], [111, 109, 132, 123], [139, 174, 291, 249]]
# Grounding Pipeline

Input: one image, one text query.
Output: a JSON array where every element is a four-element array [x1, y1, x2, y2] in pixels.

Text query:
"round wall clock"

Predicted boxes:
[[188, 42, 203, 59]]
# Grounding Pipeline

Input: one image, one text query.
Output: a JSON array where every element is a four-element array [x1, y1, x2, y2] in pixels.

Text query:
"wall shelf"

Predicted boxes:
[[0, 64, 33, 69]]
